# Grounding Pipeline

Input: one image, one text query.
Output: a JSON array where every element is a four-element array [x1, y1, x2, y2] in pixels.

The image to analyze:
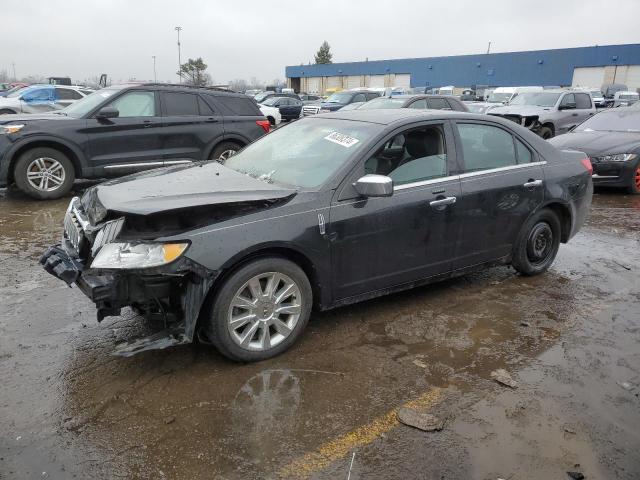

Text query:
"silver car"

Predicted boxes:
[[488, 90, 596, 139], [0, 84, 92, 115]]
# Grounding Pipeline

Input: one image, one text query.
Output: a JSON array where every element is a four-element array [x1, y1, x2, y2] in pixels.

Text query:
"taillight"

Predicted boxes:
[[256, 119, 270, 134], [581, 157, 593, 175]]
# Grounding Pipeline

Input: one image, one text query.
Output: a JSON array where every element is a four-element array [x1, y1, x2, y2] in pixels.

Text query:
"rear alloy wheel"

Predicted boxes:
[[512, 209, 561, 276], [210, 141, 241, 163], [629, 165, 640, 194], [204, 257, 312, 362], [13, 147, 75, 200]]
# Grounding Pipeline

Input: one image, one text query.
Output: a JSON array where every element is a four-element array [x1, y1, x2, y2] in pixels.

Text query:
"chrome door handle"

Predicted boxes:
[[523, 179, 543, 188], [429, 196, 456, 207]]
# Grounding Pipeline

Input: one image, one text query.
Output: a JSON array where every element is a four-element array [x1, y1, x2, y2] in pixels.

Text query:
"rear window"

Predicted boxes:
[[427, 98, 451, 110], [575, 93, 592, 109], [213, 95, 260, 115]]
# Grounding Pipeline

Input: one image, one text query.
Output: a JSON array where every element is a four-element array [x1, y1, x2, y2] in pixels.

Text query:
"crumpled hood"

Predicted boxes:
[[0, 112, 70, 124], [549, 131, 640, 156], [489, 105, 550, 116], [90, 162, 297, 216]]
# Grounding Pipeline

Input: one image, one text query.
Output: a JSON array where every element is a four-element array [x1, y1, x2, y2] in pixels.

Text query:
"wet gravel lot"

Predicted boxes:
[[1, 186, 639, 479]]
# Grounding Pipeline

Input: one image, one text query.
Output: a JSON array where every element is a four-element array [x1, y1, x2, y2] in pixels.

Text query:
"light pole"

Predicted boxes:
[[175, 26, 182, 83], [11, 62, 16, 81], [152, 55, 157, 82]]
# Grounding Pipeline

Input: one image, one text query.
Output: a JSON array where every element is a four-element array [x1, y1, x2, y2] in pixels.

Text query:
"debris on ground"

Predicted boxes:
[[520, 321, 531, 327], [567, 471, 585, 480], [164, 416, 176, 425], [491, 369, 518, 389], [397, 407, 444, 431], [412, 359, 428, 369], [618, 381, 634, 391], [563, 425, 577, 434]]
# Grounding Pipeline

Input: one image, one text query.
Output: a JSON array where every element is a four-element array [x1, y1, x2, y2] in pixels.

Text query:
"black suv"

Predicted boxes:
[[0, 84, 270, 199]]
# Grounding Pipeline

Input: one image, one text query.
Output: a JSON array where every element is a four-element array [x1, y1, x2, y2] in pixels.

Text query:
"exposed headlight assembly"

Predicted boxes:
[[91, 242, 189, 269], [595, 153, 637, 162], [0, 124, 25, 135]]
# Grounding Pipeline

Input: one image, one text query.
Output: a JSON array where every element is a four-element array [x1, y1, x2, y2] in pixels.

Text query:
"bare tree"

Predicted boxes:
[[228, 78, 248, 92]]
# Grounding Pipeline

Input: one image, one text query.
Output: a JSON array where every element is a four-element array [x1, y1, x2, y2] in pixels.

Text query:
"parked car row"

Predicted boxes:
[[0, 84, 94, 114]]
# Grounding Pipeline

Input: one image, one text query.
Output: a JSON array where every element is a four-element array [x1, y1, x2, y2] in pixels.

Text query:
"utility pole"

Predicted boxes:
[[152, 55, 157, 82], [175, 26, 182, 83], [486, 41, 492, 55], [11, 62, 16, 81]]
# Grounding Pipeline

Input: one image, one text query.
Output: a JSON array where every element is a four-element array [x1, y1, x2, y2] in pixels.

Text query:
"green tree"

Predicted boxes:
[[178, 57, 211, 86], [314, 41, 333, 64]]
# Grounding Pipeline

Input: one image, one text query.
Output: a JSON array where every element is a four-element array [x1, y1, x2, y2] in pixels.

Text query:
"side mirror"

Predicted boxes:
[[559, 103, 576, 110], [353, 174, 393, 198], [95, 106, 119, 120]]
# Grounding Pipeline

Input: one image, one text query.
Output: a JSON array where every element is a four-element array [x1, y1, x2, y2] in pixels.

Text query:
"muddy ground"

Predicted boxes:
[[1, 186, 639, 480]]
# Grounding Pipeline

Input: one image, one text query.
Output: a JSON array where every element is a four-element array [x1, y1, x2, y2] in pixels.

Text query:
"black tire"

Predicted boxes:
[[538, 126, 554, 139], [13, 147, 75, 200], [0, 109, 17, 115], [267, 116, 276, 126], [210, 141, 242, 163], [203, 257, 313, 362], [628, 164, 640, 194], [512, 209, 561, 276]]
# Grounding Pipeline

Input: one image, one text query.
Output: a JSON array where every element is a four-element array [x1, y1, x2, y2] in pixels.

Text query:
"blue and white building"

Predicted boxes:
[[285, 43, 640, 94]]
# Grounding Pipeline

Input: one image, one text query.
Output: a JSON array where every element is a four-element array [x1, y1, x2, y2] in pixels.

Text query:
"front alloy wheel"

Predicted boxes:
[[204, 257, 312, 362], [26, 157, 66, 192], [228, 272, 302, 351]]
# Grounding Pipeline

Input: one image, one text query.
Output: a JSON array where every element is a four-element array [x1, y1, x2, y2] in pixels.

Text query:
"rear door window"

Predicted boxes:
[[515, 138, 533, 163], [352, 93, 366, 103], [198, 96, 214, 115], [409, 99, 427, 109], [162, 92, 200, 116], [457, 123, 518, 172], [427, 98, 451, 110]]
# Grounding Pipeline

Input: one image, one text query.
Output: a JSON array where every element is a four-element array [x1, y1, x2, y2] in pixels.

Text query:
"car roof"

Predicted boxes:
[[120, 83, 248, 98], [318, 108, 475, 125]]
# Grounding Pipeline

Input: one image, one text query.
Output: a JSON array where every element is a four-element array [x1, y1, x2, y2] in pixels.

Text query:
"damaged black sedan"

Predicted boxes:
[[41, 110, 593, 361]]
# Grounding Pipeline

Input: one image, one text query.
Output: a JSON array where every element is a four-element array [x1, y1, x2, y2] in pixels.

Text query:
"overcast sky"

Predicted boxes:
[[2, 0, 639, 85]]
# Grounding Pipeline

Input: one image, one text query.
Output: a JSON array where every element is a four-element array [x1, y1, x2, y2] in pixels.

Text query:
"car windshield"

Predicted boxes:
[[619, 94, 638, 100], [590, 91, 602, 97], [324, 93, 351, 103], [7, 86, 29, 98], [509, 92, 561, 107], [575, 110, 640, 133], [358, 98, 405, 110], [58, 88, 121, 118], [224, 118, 380, 188], [486, 92, 512, 103]]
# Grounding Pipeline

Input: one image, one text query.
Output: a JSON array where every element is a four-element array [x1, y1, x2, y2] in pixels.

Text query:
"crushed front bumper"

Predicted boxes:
[[40, 245, 217, 356]]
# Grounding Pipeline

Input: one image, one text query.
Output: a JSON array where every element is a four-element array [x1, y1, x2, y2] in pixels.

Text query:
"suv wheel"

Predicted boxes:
[[210, 141, 242, 163], [13, 147, 75, 200], [538, 125, 554, 139], [203, 257, 312, 362], [512, 209, 561, 276]]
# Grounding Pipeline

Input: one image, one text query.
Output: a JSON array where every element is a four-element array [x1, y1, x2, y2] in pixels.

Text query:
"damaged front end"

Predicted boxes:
[[40, 196, 217, 356], [490, 113, 542, 133]]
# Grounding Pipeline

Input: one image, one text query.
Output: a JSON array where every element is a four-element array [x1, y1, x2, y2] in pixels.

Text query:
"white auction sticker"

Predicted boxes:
[[324, 131, 360, 148]]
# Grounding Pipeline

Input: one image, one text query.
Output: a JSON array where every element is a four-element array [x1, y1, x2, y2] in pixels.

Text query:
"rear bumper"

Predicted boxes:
[[40, 244, 218, 354]]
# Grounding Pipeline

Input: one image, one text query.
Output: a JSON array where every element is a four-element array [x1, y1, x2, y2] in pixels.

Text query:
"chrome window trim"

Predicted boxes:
[[458, 161, 547, 180], [394, 174, 460, 191], [592, 174, 618, 179]]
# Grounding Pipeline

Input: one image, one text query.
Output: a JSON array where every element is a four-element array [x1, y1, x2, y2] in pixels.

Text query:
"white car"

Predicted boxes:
[[259, 104, 281, 126], [0, 84, 93, 115]]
